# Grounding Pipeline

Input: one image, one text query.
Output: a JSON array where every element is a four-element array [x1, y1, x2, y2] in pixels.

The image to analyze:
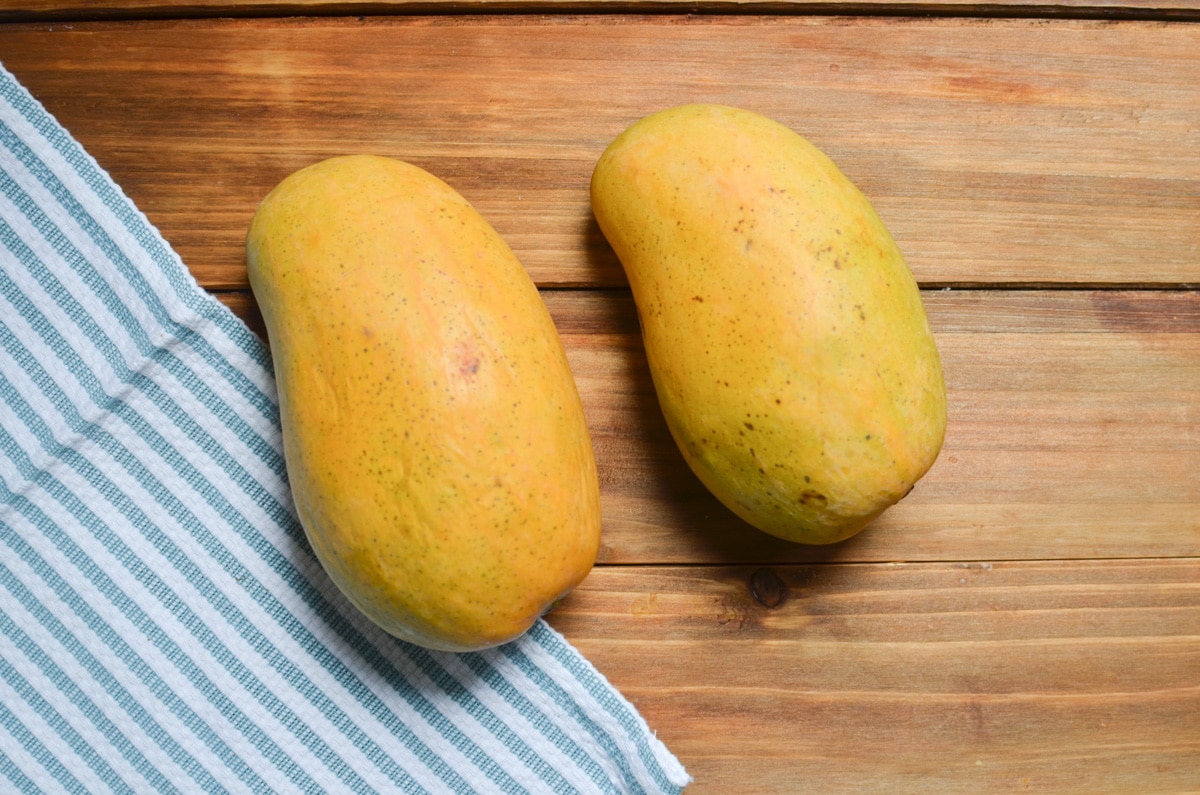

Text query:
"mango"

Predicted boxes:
[[591, 105, 946, 544], [247, 155, 601, 651]]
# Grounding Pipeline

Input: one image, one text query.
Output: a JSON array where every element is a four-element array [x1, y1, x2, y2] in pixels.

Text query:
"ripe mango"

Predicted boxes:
[[591, 105, 946, 544], [247, 155, 601, 651]]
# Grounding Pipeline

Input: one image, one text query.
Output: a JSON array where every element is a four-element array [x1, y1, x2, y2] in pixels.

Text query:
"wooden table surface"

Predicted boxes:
[[3, 2, 1198, 792]]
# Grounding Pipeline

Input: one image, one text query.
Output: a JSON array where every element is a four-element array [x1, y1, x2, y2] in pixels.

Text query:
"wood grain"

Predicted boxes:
[[546, 559, 1200, 793], [218, 288, 1200, 565], [3, 16, 1198, 289]]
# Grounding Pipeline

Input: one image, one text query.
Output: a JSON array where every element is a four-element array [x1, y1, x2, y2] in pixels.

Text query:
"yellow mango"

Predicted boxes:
[[247, 155, 601, 651], [591, 105, 946, 544]]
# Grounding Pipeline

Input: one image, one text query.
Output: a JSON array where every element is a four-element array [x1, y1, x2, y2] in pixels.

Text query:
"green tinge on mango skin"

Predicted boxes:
[[591, 104, 947, 545], [247, 155, 602, 652]]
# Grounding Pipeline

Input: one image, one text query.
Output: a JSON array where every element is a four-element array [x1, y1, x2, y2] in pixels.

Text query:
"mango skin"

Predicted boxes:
[[591, 105, 946, 545], [247, 155, 601, 651]]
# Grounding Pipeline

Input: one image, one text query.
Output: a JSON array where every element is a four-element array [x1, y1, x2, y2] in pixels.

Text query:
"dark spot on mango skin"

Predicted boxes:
[[800, 490, 827, 505], [454, 340, 481, 377]]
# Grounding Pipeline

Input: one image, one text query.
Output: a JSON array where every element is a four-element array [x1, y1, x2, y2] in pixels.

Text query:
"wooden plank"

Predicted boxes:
[[4, 0, 1200, 21], [217, 288, 1200, 564], [545, 559, 1200, 793], [3, 16, 1198, 288]]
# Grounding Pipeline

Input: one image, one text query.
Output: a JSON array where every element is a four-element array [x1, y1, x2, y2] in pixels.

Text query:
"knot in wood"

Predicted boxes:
[[749, 567, 788, 609]]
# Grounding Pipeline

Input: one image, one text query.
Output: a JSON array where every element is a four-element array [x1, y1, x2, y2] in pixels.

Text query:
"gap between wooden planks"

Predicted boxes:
[[218, 288, 1200, 566], [4, 0, 1200, 21], [2, 15, 1198, 288]]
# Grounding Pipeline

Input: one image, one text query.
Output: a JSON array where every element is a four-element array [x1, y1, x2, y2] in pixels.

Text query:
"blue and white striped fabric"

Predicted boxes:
[[0, 63, 689, 795]]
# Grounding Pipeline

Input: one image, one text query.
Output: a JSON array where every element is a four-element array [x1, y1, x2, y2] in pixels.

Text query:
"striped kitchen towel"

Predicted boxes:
[[0, 63, 689, 795]]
